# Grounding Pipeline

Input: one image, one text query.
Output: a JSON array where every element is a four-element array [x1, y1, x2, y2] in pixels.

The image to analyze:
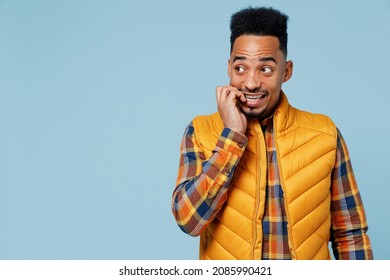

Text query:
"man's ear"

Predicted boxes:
[[227, 59, 232, 78], [283, 60, 293, 82]]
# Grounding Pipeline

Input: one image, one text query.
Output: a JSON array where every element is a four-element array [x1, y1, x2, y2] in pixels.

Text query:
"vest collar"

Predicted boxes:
[[274, 91, 294, 133], [247, 91, 293, 136]]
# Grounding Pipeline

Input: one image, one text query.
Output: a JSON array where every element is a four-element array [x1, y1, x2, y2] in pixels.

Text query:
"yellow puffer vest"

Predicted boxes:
[[192, 93, 337, 260]]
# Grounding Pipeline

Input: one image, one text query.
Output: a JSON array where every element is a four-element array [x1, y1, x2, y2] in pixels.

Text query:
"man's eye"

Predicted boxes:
[[236, 66, 245, 73], [262, 67, 272, 73]]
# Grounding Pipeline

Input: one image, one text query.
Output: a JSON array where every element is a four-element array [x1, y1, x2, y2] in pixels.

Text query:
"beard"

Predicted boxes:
[[238, 105, 268, 119]]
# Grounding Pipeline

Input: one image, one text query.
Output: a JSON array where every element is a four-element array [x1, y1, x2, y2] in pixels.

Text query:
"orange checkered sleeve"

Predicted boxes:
[[172, 122, 247, 236], [330, 129, 373, 259]]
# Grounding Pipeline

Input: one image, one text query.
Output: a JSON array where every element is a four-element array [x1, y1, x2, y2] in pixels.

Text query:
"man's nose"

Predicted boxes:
[[244, 71, 261, 91]]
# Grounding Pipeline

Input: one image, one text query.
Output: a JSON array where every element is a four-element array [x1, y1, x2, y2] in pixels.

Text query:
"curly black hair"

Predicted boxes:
[[230, 7, 289, 57]]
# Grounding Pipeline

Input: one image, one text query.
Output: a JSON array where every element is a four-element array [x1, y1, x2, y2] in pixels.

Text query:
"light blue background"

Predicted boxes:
[[0, 0, 389, 259]]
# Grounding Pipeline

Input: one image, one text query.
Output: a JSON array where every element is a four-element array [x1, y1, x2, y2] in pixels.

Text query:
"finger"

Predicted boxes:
[[216, 86, 234, 104], [216, 86, 222, 104], [225, 88, 242, 103], [226, 88, 246, 103], [236, 91, 247, 103]]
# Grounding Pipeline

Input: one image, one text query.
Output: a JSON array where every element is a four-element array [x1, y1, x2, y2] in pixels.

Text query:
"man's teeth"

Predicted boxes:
[[245, 94, 264, 100]]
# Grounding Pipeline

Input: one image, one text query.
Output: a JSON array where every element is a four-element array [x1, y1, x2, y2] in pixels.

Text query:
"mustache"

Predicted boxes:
[[238, 88, 269, 95]]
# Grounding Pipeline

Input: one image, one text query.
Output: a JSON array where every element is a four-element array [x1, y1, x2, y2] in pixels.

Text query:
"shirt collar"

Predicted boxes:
[[260, 115, 274, 128]]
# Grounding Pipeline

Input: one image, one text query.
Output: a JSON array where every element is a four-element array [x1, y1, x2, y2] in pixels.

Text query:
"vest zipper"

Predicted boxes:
[[251, 120, 266, 260], [252, 127, 260, 259]]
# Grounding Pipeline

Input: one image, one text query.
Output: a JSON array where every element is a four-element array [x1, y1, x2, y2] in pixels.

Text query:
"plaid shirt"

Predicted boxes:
[[172, 117, 373, 260]]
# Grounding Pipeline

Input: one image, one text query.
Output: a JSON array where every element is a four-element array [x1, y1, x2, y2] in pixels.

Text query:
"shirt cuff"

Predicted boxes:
[[215, 128, 248, 157]]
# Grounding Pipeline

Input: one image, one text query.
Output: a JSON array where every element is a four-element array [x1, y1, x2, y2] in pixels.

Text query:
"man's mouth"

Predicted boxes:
[[244, 94, 267, 101]]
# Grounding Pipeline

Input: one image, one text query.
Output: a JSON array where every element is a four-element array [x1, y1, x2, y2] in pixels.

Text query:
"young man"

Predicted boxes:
[[171, 7, 373, 260]]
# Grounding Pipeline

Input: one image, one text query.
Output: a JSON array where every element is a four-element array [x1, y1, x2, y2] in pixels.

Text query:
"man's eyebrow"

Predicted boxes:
[[232, 56, 247, 62], [258, 57, 277, 64], [232, 56, 277, 64]]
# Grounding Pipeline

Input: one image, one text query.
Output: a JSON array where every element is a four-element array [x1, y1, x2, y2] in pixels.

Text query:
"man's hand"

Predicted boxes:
[[216, 86, 247, 134]]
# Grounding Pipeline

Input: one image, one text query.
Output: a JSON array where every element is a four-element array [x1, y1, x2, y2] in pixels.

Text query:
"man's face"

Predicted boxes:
[[228, 35, 293, 120]]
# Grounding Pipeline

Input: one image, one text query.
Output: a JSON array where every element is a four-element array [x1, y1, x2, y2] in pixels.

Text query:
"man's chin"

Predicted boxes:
[[240, 106, 266, 119]]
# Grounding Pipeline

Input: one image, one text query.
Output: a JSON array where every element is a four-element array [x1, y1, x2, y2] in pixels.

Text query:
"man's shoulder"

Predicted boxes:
[[291, 105, 334, 122], [188, 112, 224, 149], [190, 112, 225, 142], [289, 105, 336, 136], [277, 92, 336, 136], [192, 112, 224, 131]]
